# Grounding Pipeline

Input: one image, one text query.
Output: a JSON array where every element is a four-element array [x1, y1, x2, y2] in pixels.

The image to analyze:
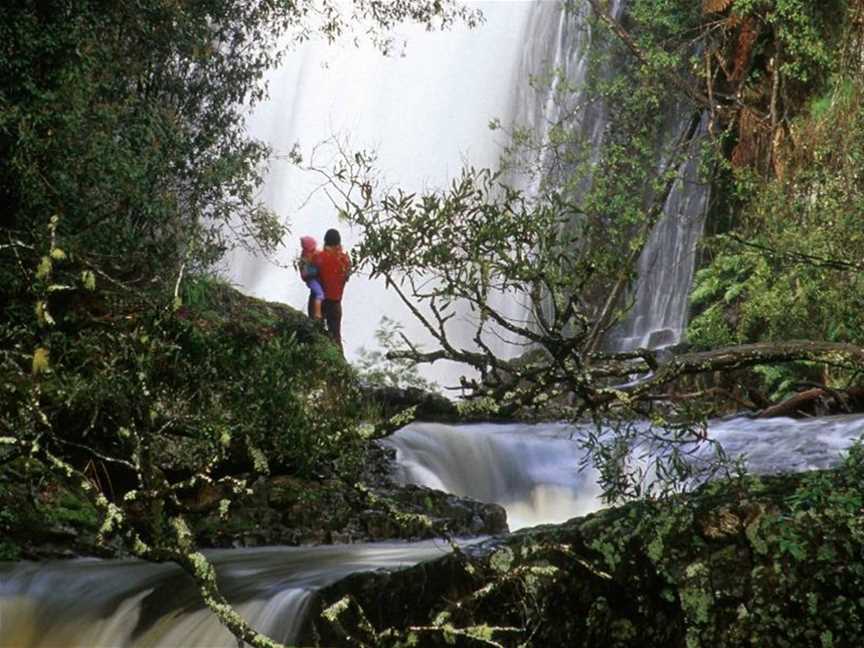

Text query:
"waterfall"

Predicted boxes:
[[527, 0, 709, 352], [608, 113, 712, 351], [506, 0, 710, 353], [227, 1, 538, 386], [227, 0, 710, 376], [485, 0, 624, 352], [515, 0, 712, 354]]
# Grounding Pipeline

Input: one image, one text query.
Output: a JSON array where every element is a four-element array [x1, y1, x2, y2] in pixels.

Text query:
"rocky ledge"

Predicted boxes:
[[1, 457, 506, 560], [189, 475, 506, 548]]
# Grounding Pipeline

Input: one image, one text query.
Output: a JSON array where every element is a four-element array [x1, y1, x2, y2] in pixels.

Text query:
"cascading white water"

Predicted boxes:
[[4, 415, 862, 645], [0, 541, 457, 647], [384, 422, 603, 530], [608, 113, 712, 351], [494, 0, 710, 354], [385, 415, 864, 531]]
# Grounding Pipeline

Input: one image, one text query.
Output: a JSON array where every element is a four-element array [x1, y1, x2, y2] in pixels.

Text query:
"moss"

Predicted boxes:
[[489, 547, 515, 574], [590, 538, 623, 572], [679, 561, 713, 626], [0, 540, 22, 561], [610, 619, 637, 641], [39, 490, 100, 530], [745, 514, 769, 555]]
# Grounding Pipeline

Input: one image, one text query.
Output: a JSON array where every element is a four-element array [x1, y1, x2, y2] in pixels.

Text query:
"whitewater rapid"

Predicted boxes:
[[385, 414, 864, 530], [0, 541, 457, 647]]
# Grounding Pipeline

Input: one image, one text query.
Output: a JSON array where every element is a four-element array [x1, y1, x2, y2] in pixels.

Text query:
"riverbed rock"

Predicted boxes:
[[0, 473, 115, 560], [2, 453, 508, 559], [360, 384, 462, 422], [188, 474, 507, 548]]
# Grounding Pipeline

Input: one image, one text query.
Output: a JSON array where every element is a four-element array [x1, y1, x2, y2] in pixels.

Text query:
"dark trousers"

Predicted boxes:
[[322, 299, 343, 351]]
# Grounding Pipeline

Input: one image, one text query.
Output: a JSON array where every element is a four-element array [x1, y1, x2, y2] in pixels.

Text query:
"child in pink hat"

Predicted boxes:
[[298, 236, 324, 320]]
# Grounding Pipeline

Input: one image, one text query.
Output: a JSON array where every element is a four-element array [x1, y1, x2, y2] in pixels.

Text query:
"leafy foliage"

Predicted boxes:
[[689, 77, 864, 395], [355, 317, 440, 392], [0, 1, 481, 645]]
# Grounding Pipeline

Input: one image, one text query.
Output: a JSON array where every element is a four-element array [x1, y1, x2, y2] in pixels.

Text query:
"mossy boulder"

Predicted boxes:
[[0, 463, 112, 560]]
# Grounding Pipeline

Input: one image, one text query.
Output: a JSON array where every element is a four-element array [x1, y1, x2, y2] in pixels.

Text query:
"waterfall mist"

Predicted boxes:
[[228, 0, 712, 384], [227, 1, 537, 386]]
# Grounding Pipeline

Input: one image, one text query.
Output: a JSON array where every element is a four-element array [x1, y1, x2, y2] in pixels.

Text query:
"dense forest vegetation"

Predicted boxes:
[[2, 0, 863, 646]]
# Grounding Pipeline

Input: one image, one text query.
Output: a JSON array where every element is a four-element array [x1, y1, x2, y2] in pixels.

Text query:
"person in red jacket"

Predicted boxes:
[[314, 228, 351, 350]]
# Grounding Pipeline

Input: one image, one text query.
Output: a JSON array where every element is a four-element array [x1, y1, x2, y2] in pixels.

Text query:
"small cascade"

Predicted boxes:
[[0, 542, 456, 647], [384, 422, 603, 530], [386, 415, 864, 529]]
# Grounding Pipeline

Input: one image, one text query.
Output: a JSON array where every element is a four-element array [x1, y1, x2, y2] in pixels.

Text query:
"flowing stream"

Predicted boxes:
[[0, 542, 456, 647], [385, 415, 864, 531]]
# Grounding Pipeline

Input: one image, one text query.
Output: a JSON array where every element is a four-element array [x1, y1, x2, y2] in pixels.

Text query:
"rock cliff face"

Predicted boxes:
[[306, 451, 864, 647]]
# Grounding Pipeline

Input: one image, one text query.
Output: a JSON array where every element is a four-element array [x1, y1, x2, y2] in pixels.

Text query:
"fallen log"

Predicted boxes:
[[757, 386, 864, 419], [588, 341, 864, 402], [756, 388, 831, 419]]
